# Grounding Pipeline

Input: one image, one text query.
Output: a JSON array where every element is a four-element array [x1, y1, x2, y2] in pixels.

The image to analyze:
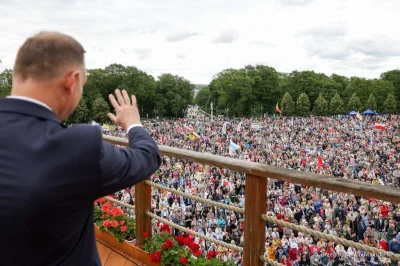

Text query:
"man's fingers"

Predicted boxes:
[[107, 113, 117, 123], [122, 90, 131, 105], [108, 94, 120, 109], [131, 95, 137, 107], [115, 89, 126, 106]]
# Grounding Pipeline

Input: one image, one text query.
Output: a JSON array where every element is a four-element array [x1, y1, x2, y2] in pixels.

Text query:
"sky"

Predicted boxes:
[[0, 0, 400, 84]]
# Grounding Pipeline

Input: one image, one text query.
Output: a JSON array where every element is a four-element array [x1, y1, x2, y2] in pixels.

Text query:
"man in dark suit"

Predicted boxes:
[[0, 31, 161, 266], [374, 214, 386, 232]]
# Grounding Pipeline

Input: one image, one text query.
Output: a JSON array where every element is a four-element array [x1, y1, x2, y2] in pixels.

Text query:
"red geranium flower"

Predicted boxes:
[[120, 226, 127, 232], [98, 197, 105, 204], [149, 250, 162, 263], [183, 236, 193, 246], [207, 250, 218, 259], [110, 207, 123, 217], [188, 242, 200, 253], [103, 220, 112, 227], [160, 224, 171, 234], [175, 235, 185, 246], [194, 250, 202, 257], [119, 220, 125, 225], [111, 220, 119, 228], [180, 256, 188, 265], [101, 203, 111, 213], [142, 232, 149, 237], [161, 239, 174, 250]]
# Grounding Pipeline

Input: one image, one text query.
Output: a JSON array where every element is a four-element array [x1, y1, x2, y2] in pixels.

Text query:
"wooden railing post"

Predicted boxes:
[[135, 178, 152, 246], [243, 174, 267, 266]]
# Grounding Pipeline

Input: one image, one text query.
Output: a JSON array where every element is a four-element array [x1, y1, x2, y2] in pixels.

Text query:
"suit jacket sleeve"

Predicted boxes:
[[96, 126, 161, 198]]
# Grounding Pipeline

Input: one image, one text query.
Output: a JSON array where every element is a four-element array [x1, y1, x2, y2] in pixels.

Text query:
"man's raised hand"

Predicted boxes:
[[107, 89, 141, 129]]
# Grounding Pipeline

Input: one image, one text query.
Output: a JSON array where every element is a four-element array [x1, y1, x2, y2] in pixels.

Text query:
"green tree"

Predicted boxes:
[[347, 93, 362, 112], [155, 74, 194, 117], [208, 68, 253, 116], [329, 93, 344, 115], [66, 99, 90, 124], [0, 69, 12, 97], [384, 94, 397, 113], [194, 86, 210, 108], [83, 69, 108, 110], [296, 92, 310, 116], [364, 93, 377, 111], [118, 66, 156, 116], [281, 92, 295, 116], [369, 79, 395, 112], [344, 77, 370, 106], [330, 74, 349, 98], [381, 70, 400, 110], [91, 96, 110, 123], [248, 65, 280, 114], [313, 94, 328, 116]]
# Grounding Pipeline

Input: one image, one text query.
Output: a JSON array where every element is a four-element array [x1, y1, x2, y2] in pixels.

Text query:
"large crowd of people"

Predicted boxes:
[[105, 107, 400, 266]]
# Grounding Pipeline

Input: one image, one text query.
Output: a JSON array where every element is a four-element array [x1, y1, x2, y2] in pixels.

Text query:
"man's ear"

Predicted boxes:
[[64, 71, 80, 95]]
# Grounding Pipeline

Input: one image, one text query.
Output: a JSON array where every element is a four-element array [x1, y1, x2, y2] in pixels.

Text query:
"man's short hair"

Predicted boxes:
[[13, 31, 86, 81]]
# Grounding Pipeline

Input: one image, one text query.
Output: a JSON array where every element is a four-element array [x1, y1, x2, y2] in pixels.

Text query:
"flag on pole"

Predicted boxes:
[[356, 112, 363, 121], [374, 124, 386, 130], [275, 103, 281, 114], [229, 141, 239, 155], [183, 125, 194, 132], [237, 121, 242, 132], [229, 141, 239, 150], [222, 122, 228, 134], [317, 155, 323, 172]]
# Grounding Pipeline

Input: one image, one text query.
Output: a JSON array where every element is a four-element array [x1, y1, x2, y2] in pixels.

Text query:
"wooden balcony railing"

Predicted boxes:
[[102, 135, 400, 266]]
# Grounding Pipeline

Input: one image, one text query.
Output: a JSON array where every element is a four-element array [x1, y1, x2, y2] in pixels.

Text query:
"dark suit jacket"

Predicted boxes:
[[0, 98, 161, 266], [374, 218, 386, 232]]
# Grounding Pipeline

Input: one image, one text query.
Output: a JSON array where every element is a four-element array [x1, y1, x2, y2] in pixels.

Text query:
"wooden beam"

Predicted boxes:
[[243, 174, 266, 266], [103, 135, 400, 203], [134, 179, 152, 246]]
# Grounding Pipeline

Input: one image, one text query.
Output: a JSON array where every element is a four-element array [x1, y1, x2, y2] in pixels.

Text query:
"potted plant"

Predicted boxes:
[[94, 197, 135, 242], [143, 223, 236, 266]]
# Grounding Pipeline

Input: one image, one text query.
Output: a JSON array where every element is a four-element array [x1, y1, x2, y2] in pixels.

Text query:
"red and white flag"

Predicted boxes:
[[374, 124, 386, 130], [184, 125, 194, 132]]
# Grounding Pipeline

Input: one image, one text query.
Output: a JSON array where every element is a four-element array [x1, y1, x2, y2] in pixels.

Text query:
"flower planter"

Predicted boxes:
[[94, 226, 158, 266]]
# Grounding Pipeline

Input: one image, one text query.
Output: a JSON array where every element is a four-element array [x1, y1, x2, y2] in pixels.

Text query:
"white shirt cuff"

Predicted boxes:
[[127, 124, 143, 133]]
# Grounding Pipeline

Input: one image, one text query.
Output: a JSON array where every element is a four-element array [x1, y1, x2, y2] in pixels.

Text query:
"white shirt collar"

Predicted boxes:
[[7, 96, 52, 111]]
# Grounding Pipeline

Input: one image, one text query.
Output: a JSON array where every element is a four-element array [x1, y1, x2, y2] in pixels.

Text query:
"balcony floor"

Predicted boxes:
[[96, 240, 141, 266]]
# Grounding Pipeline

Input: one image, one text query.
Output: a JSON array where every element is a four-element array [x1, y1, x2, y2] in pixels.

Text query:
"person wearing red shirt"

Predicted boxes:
[[380, 203, 389, 218], [288, 244, 298, 261], [379, 238, 389, 251], [281, 255, 292, 266]]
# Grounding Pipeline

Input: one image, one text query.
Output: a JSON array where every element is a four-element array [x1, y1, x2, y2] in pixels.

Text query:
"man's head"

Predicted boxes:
[[12, 31, 86, 121]]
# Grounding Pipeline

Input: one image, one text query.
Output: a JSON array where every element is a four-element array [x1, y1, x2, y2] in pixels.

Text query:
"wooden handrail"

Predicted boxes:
[[103, 134, 400, 203]]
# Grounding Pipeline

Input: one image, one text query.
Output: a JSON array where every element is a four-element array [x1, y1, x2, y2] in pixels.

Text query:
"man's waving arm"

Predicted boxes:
[[96, 89, 161, 198]]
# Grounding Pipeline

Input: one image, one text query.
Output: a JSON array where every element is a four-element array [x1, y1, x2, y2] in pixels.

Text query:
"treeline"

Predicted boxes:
[[0, 64, 195, 123], [1, 64, 400, 121], [195, 65, 400, 116]]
